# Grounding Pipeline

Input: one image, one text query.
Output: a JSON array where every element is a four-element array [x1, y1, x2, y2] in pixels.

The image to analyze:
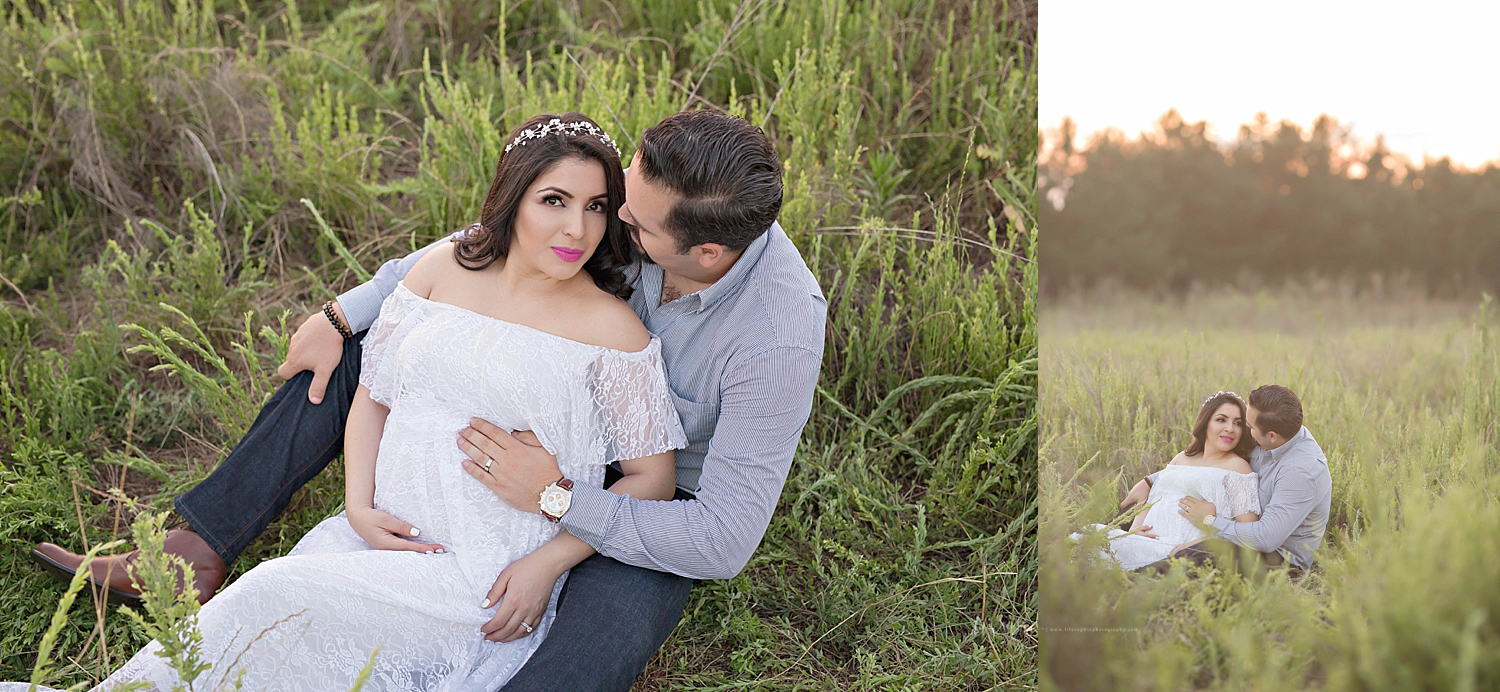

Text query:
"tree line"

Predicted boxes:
[[1039, 110, 1500, 295]]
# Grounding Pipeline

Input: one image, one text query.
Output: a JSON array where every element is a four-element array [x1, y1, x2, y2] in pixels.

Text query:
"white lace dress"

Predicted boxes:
[[1074, 464, 1261, 570], [63, 283, 687, 692]]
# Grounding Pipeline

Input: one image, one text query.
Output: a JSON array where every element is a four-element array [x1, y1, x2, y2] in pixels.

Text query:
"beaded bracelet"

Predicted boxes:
[[323, 301, 354, 340]]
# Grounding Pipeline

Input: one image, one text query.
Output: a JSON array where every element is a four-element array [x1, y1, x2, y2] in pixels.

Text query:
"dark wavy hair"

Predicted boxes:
[[1185, 391, 1256, 461], [453, 112, 633, 299]]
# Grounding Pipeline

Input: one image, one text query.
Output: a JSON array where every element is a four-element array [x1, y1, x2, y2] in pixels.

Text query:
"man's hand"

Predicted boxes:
[[1179, 496, 1217, 527], [458, 420, 561, 513], [346, 506, 443, 553], [277, 306, 348, 404], [1120, 478, 1151, 510], [479, 552, 563, 643]]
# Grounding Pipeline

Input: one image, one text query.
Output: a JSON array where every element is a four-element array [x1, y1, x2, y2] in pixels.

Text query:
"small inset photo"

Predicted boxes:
[[1037, 1, 1500, 689]]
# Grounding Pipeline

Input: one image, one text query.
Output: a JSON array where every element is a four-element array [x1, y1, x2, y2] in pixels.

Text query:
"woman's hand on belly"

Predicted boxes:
[[347, 506, 446, 554], [1126, 524, 1159, 539]]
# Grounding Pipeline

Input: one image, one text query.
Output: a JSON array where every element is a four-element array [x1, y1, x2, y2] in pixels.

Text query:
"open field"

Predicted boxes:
[[0, 1, 1036, 689], [1039, 288, 1500, 690]]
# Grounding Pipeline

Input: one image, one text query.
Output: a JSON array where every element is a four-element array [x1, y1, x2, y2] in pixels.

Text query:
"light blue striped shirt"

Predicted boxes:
[[1210, 426, 1331, 571], [337, 222, 827, 579]]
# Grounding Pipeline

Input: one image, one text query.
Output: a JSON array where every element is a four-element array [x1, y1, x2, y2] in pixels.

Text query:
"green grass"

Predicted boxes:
[[1039, 287, 1500, 691], [0, 1, 1035, 689]]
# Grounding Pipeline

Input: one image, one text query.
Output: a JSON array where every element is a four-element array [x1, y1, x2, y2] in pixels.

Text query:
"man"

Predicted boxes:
[[32, 110, 827, 691], [1122, 384, 1332, 575]]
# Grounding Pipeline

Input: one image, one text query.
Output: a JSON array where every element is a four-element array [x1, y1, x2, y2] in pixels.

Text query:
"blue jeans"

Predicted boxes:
[[174, 332, 695, 691]]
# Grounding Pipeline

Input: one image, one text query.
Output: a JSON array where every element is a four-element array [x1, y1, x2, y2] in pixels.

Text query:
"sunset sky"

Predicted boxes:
[[1040, 0, 1500, 170]]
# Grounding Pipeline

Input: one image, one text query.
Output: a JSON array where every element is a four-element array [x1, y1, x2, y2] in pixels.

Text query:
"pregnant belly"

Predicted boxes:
[[371, 414, 533, 545], [1143, 497, 1205, 545]]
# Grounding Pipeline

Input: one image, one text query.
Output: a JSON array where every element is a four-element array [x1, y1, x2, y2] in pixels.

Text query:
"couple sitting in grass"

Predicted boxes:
[[15, 110, 826, 691], [1076, 385, 1332, 575]]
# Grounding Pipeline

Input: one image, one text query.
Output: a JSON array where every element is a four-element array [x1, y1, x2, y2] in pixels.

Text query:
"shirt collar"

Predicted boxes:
[[630, 260, 664, 317], [1268, 426, 1310, 462], [692, 224, 773, 310]]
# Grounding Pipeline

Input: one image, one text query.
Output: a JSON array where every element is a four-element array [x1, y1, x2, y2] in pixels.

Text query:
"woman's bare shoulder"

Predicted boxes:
[[1220, 456, 1253, 474], [1165, 451, 1188, 467], [572, 291, 650, 353], [403, 240, 459, 298]]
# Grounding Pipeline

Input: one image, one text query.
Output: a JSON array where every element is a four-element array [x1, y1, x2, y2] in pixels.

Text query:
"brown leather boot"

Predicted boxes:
[[31, 529, 228, 606]]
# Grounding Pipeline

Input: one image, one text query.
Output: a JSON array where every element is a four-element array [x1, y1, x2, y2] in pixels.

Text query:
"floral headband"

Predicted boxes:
[[504, 118, 621, 158], [1203, 390, 1244, 405]]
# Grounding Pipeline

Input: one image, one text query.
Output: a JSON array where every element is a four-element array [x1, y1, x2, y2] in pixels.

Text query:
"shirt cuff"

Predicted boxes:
[[1211, 515, 1235, 535], [559, 483, 621, 549], [336, 281, 388, 334]]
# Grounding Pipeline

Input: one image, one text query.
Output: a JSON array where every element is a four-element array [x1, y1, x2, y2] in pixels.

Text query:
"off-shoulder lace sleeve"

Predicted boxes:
[[591, 339, 688, 464], [358, 283, 425, 407], [1223, 472, 1261, 517]]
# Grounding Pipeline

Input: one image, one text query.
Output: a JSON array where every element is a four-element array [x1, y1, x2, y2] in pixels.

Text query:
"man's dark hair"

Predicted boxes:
[[637, 110, 782, 253], [1249, 385, 1303, 439], [456, 112, 633, 299]]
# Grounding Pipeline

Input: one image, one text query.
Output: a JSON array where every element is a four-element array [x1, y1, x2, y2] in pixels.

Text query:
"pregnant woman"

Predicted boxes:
[[1074, 391, 1261, 570], [10, 112, 687, 691]]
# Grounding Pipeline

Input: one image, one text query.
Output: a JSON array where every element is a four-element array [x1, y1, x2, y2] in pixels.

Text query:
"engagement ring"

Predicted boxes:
[[520, 621, 533, 633], [484, 458, 494, 472]]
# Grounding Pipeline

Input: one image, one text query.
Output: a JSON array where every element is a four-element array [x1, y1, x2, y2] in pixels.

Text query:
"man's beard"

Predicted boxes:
[[628, 224, 658, 265]]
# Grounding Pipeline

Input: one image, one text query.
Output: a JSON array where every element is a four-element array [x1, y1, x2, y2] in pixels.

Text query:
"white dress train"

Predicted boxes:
[[11, 282, 686, 692]]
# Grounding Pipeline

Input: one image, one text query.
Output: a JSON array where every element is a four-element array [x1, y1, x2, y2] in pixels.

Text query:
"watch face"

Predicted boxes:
[[541, 487, 571, 515]]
